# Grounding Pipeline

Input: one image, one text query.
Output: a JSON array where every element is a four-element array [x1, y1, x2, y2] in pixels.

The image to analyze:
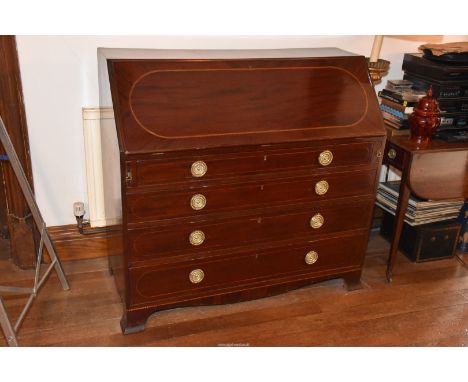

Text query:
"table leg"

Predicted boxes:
[[386, 177, 411, 283]]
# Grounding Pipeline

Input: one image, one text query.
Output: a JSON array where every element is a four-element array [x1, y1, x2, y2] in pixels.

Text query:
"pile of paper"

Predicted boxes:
[[376, 181, 464, 226]]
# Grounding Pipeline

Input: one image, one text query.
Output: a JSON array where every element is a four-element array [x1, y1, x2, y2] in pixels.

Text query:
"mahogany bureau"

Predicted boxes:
[[99, 48, 386, 334]]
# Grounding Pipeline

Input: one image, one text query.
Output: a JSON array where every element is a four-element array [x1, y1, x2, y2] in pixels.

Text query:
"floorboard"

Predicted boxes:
[[1, 232, 467, 346]]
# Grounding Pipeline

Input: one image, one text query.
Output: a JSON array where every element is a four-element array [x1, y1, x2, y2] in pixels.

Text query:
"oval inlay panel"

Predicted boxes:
[[129, 66, 368, 139]]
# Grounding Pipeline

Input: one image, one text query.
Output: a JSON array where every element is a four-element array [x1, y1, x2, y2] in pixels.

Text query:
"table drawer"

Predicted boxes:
[[127, 142, 377, 188], [129, 231, 367, 305], [384, 141, 406, 170], [127, 198, 373, 260], [126, 169, 377, 223]]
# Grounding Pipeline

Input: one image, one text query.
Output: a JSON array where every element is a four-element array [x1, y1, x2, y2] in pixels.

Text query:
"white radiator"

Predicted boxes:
[[82, 107, 121, 227]]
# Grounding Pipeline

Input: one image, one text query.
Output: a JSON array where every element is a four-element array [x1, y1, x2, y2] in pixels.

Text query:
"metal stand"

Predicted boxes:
[[0, 116, 70, 346]]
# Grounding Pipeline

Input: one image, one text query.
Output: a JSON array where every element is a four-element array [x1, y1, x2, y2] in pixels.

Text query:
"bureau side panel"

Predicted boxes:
[[106, 157, 129, 306]]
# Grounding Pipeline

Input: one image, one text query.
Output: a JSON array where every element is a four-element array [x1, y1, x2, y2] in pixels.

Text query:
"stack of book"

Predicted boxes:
[[378, 79, 425, 131], [376, 181, 464, 226], [402, 52, 468, 141]]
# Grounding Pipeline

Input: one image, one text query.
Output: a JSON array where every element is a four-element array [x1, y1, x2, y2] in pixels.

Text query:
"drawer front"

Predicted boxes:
[[129, 142, 377, 188], [384, 141, 406, 170], [129, 231, 368, 305], [126, 169, 377, 223], [127, 199, 373, 260]]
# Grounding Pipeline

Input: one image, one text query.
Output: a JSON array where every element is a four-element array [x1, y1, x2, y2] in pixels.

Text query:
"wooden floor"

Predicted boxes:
[[1, 232, 467, 346]]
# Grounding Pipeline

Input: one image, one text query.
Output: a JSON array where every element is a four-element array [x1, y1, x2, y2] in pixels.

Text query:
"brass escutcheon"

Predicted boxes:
[[318, 150, 333, 166], [189, 230, 205, 246], [191, 160, 207, 177], [189, 269, 205, 284], [310, 213, 324, 229], [387, 148, 397, 160], [190, 194, 207, 210], [315, 180, 329, 196], [305, 251, 319, 265]]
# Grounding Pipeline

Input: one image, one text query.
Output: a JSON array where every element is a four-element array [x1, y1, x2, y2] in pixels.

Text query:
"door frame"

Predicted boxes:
[[0, 35, 36, 268], [0, 167, 8, 239]]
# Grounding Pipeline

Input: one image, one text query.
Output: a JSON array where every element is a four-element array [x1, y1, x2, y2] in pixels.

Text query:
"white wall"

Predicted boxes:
[[15, 35, 468, 226]]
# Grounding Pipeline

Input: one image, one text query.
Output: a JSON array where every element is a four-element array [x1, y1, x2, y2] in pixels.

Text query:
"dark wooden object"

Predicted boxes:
[[409, 86, 441, 144], [102, 48, 386, 334], [0, 36, 36, 268], [383, 136, 468, 281], [380, 211, 461, 262]]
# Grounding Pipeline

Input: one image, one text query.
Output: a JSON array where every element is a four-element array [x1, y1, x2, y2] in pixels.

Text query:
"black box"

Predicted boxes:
[[404, 72, 468, 98], [438, 98, 468, 113], [380, 211, 461, 262], [402, 53, 468, 81]]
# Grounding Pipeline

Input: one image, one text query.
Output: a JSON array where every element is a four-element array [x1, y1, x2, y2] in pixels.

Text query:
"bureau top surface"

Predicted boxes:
[[101, 48, 385, 154], [99, 47, 358, 60]]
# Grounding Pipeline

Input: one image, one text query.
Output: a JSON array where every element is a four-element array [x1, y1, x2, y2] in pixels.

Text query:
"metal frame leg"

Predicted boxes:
[[0, 297, 18, 347], [0, 116, 70, 346]]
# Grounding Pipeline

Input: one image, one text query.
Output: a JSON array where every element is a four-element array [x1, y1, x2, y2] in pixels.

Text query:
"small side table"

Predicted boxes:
[[383, 136, 468, 282]]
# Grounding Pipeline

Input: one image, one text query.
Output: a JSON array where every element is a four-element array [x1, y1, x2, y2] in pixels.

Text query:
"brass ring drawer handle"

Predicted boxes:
[[191, 160, 207, 177], [310, 213, 324, 229], [387, 148, 397, 160], [315, 180, 329, 196], [318, 150, 333, 166], [305, 251, 319, 265], [190, 194, 207, 210], [189, 269, 205, 284], [189, 230, 205, 246]]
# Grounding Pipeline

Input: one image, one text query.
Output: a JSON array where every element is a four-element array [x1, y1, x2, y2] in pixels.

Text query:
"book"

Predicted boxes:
[[382, 113, 403, 126], [386, 79, 414, 91], [380, 88, 426, 103], [379, 89, 407, 104], [376, 201, 460, 226], [378, 181, 462, 207], [384, 120, 405, 130], [384, 125, 410, 137], [380, 104, 409, 119], [378, 90, 420, 106], [376, 181, 464, 226], [381, 98, 415, 113], [383, 118, 409, 129], [381, 111, 407, 125]]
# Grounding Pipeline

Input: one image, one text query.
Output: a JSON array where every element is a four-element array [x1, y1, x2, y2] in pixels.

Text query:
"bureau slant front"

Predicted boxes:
[[99, 48, 385, 334]]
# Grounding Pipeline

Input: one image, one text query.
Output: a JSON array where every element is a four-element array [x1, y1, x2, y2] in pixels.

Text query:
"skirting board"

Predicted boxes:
[[47, 224, 121, 261]]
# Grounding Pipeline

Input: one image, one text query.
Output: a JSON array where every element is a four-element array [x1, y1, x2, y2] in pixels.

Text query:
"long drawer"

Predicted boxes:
[[126, 169, 377, 223], [127, 198, 373, 260], [126, 141, 378, 189], [128, 231, 368, 306]]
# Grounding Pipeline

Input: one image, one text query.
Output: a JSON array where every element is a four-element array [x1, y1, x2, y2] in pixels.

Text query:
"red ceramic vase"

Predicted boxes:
[[409, 86, 441, 144]]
